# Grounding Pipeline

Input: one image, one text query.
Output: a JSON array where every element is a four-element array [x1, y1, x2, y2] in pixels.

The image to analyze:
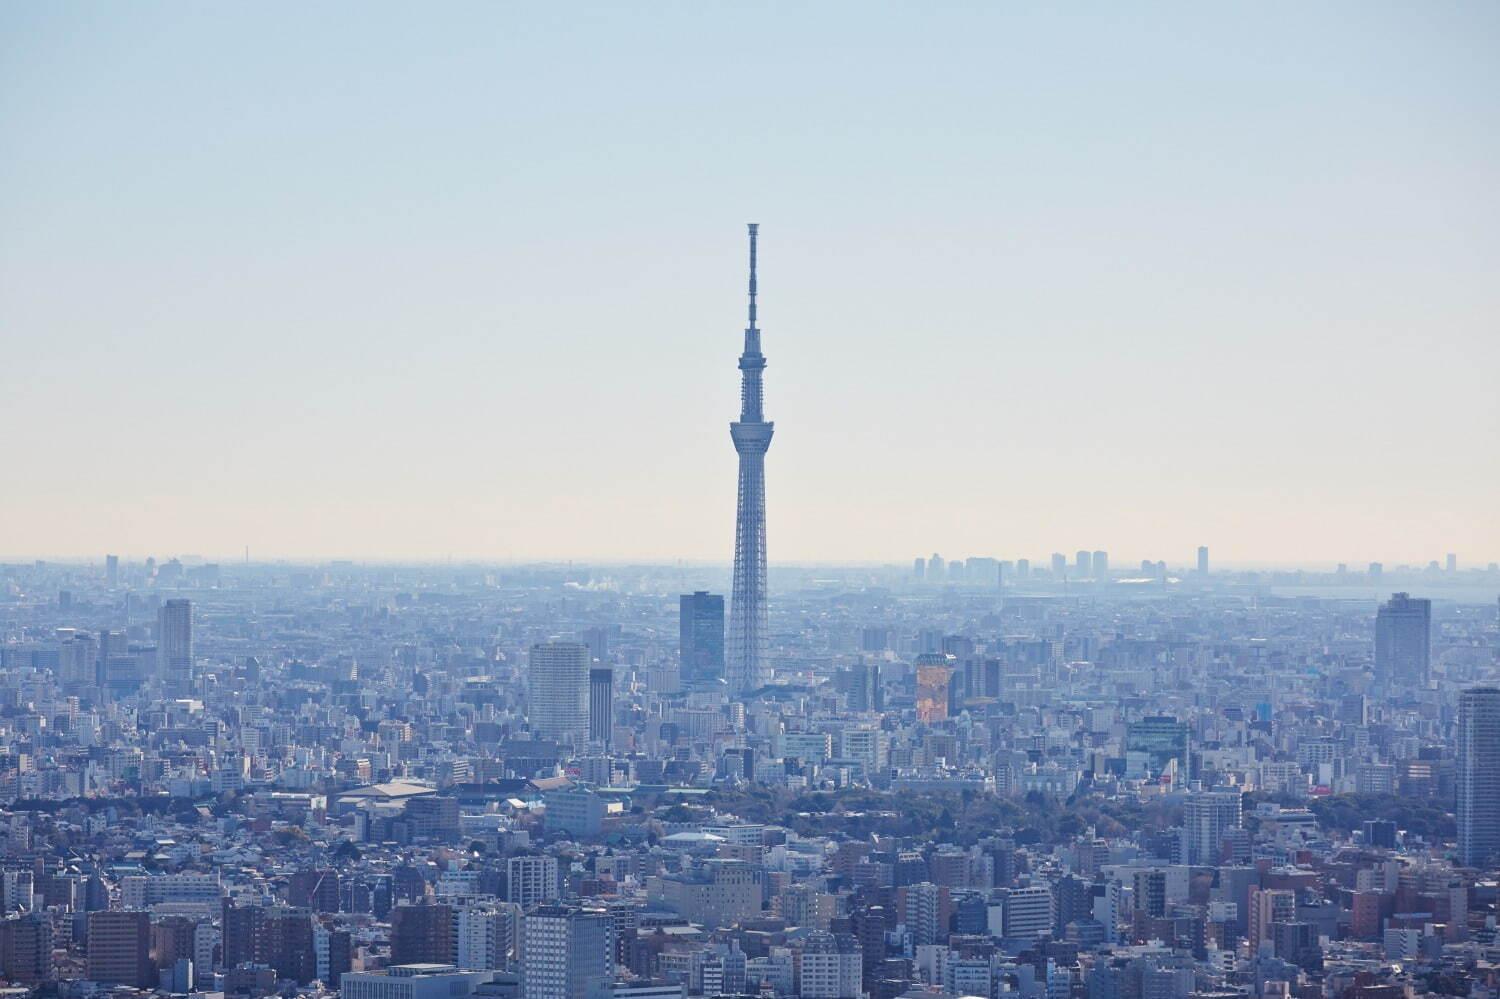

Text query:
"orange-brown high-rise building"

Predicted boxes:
[[87, 911, 152, 987], [915, 663, 953, 724], [1350, 891, 1384, 940]]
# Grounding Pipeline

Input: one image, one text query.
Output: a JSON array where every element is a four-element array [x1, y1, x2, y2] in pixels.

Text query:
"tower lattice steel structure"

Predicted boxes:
[[728, 223, 771, 694]]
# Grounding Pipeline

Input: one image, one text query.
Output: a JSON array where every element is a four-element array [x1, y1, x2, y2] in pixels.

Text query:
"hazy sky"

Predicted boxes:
[[3, 2, 1497, 566]]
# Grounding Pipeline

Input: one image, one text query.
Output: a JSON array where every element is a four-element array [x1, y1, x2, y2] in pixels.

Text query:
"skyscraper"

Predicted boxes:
[[1075, 550, 1092, 579], [87, 910, 153, 987], [797, 931, 863, 999], [527, 642, 590, 744], [506, 855, 560, 908], [0, 912, 52, 984], [1183, 789, 1241, 865], [1374, 592, 1431, 688], [914, 656, 954, 724], [217, 902, 315, 983], [159, 598, 194, 692], [453, 902, 518, 972], [522, 905, 611, 999], [1092, 550, 1108, 580], [105, 554, 119, 589], [588, 668, 613, 746], [1457, 687, 1500, 868], [846, 660, 883, 713], [679, 591, 725, 687], [390, 902, 454, 965], [1197, 546, 1209, 576], [728, 223, 772, 694]]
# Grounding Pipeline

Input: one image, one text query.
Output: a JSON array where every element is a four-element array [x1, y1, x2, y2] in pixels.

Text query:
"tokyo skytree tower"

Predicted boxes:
[[727, 223, 772, 694]]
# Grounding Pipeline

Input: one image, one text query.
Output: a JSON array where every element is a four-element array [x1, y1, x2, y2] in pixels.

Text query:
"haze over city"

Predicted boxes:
[[3, 2, 1497, 563]]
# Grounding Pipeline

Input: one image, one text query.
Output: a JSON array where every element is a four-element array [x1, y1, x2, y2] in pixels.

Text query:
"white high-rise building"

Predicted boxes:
[[522, 906, 611, 999], [796, 931, 861, 999], [193, 923, 216, 986], [1000, 886, 1053, 939], [527, 643, 590, 743], [454, 903, 519, 971], [1183, 790, 1242, 866], [839, 727, 888, 773], [1093, 880, 1124, 944], [505, 855, 560, 909], [314, 924, 335, 983]]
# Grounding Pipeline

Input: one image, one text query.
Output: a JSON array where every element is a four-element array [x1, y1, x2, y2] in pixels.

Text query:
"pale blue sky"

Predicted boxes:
[[2, 2, 1496, 564]]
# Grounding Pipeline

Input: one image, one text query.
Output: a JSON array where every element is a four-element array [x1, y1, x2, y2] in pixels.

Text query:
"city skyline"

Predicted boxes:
[[8, 551, 1500, 576], [2, 3, 1496, 563], [3, 3, 1499, 995], [4, 551, 1496, 992]]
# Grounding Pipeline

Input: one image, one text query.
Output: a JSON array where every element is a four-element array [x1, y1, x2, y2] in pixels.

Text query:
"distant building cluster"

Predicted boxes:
[[911, 549, 1500, 590], [0, 554, 1497, 999]]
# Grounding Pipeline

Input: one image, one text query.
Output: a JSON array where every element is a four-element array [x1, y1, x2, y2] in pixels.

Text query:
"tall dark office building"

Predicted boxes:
[[1374, 592, 1431, 688], [1196, 546, 1209, 576], [220, 900, 316, 983], [390, 902, 455, 965], [221, 899, 257, 968], [86, 910, 152, 987], [150, 915, 197, 972], [256, 907, 316, 984], [679, 591, 725, 686], [158, 598, 194, 692], [0, 912, 52, 984], [105, 554, 119, 589], [847, 661, 882, 713], [727, 223, 772, 694], [589, 668, 613, 746], [1458, 687, 1500, 868]]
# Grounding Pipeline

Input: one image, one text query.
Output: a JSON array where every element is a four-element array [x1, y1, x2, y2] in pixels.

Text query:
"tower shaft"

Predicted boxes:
[[728, 223, 771, 694]]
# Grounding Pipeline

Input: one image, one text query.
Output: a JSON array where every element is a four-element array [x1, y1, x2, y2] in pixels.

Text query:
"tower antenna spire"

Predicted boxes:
[[747, 223, 759, 330]]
